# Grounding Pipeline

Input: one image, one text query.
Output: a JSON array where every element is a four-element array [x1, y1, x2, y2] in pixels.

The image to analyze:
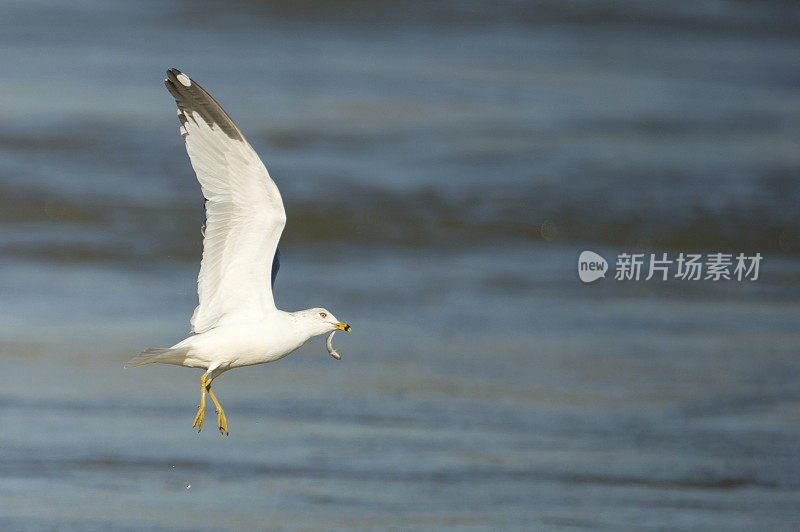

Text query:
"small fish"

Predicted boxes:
[[326, 330, 341, 360]]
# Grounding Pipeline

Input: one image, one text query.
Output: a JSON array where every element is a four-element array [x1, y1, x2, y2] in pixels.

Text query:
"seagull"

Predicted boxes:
[[125, 68, 351, 435]]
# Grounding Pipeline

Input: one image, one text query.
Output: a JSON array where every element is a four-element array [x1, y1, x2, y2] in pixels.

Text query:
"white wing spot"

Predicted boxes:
[[177, 109, 182, 116], [179, 126, 188, 137], [176, 73, 191, 86]]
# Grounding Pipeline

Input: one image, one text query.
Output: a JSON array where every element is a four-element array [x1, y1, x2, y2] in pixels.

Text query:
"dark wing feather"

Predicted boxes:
[[165, 68, 244, 141], [270, 247, 281, 289]]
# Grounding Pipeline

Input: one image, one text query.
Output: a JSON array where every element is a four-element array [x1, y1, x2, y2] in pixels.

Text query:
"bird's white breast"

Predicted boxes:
[[175, 312, 311, 371]]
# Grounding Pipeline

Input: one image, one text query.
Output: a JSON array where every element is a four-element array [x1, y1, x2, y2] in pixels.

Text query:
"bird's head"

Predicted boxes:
[[298, 307, 351, 336]]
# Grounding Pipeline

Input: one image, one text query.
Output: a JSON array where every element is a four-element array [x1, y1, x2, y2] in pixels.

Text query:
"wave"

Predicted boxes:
[[1, 180, 796, 263]]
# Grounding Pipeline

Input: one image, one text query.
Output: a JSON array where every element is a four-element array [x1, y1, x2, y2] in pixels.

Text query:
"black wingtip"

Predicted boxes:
[[165, 68, 184, 86], [164, 78, 181, 100], [162, 68, 244, 141]]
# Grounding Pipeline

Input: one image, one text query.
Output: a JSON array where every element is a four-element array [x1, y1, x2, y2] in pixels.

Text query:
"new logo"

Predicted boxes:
[[578, 251, 608, 283]]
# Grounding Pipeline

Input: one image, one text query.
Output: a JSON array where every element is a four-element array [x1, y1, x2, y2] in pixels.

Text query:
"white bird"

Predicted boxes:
[[125, 68, 351, 435]]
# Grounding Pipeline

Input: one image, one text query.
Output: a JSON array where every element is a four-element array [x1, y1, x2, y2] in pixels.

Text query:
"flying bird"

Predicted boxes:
[[125, 68, 351, 435]]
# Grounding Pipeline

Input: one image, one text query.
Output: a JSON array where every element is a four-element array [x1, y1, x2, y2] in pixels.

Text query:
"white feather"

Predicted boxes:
[[179, 108, 285, 333]]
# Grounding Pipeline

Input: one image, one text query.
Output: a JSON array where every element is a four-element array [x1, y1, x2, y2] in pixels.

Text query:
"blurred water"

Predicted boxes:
[[1, 0, 800, 530]]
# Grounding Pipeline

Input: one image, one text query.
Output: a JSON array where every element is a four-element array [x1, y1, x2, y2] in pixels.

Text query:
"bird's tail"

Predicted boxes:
[[124, 347, 188, 369]]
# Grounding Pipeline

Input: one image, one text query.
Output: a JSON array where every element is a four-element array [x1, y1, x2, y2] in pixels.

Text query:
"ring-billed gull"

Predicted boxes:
[[125, 68, 351, 436]]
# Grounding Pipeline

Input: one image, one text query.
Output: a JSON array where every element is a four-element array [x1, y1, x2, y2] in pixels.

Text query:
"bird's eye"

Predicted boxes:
[[319, 312, 327, 318]]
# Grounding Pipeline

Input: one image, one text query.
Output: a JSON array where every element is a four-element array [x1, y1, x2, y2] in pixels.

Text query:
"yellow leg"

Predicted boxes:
[[207, 386, 228, 436], [192, 374, 207, 432]]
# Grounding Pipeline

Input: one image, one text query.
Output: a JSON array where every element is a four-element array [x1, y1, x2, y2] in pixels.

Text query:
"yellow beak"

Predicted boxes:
[[333, 322, 351, 332]]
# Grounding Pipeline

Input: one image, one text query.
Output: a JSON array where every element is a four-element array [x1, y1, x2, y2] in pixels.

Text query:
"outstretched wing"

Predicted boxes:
[[165, 68, 285, 333]]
